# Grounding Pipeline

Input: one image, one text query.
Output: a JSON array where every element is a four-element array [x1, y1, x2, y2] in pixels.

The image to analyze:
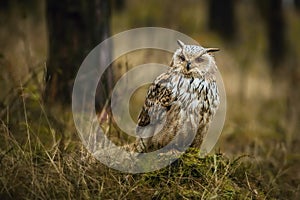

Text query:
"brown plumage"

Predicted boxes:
[[132, 40, 220, 153]]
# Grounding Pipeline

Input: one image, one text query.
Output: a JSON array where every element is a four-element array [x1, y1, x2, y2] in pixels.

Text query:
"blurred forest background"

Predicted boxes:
[[0, 0, 300, 199]]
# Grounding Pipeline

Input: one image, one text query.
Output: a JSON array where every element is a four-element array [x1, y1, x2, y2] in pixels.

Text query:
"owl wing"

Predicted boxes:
[[135, 74, 174, 152]]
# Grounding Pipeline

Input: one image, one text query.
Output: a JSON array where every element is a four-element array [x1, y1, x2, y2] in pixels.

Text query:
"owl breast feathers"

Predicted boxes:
[[134, 40, 220, 153]]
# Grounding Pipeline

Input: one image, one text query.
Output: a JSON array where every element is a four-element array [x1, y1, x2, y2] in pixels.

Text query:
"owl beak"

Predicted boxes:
[[186, 61, 191, 70]]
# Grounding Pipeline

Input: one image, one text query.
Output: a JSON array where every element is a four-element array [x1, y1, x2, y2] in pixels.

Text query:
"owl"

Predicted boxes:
[[133, 40, 220, 153]]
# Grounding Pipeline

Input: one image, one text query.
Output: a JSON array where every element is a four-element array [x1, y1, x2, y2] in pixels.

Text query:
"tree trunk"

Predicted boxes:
[[255, 0, 285, 69], [208, 0, 235, 40], [45, 0, 112, 106], [295, 0, 300, 10], [267, 0, 285, 69]]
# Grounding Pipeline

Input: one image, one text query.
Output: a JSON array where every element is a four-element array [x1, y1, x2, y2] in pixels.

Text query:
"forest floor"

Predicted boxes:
[[0, 89, 299, 199]]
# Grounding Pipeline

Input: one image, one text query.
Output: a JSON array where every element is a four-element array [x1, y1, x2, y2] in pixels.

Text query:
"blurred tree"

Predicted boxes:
[[112, 0, 125, 11], [295, 0, 300, 9], [208, 0, 235, 40], [255, 0, 286, 69], [45, 0, 112, 106], [267, 0, 285, 69]]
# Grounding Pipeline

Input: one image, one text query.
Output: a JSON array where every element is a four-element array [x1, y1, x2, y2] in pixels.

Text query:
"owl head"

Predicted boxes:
[[171, 40, 220, 77]]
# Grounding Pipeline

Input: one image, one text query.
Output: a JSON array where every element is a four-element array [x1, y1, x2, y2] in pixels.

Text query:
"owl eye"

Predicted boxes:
[[179, 55, 186, 62], [195, 57, 204, 63]]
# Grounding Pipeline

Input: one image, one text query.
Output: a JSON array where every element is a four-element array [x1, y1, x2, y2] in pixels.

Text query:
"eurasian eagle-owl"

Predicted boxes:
[[133, 40, 220, 153]]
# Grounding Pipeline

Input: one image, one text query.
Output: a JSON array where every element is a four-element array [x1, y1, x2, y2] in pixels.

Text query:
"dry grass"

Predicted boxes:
[[0, 85, 298, 199], [0, 119, 267, 199]]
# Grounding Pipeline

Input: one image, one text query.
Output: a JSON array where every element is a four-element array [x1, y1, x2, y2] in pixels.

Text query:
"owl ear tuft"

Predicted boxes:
[[206, 48, 220, 53], [177, 40, 185, 48], [170, 58, 174, 67]]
